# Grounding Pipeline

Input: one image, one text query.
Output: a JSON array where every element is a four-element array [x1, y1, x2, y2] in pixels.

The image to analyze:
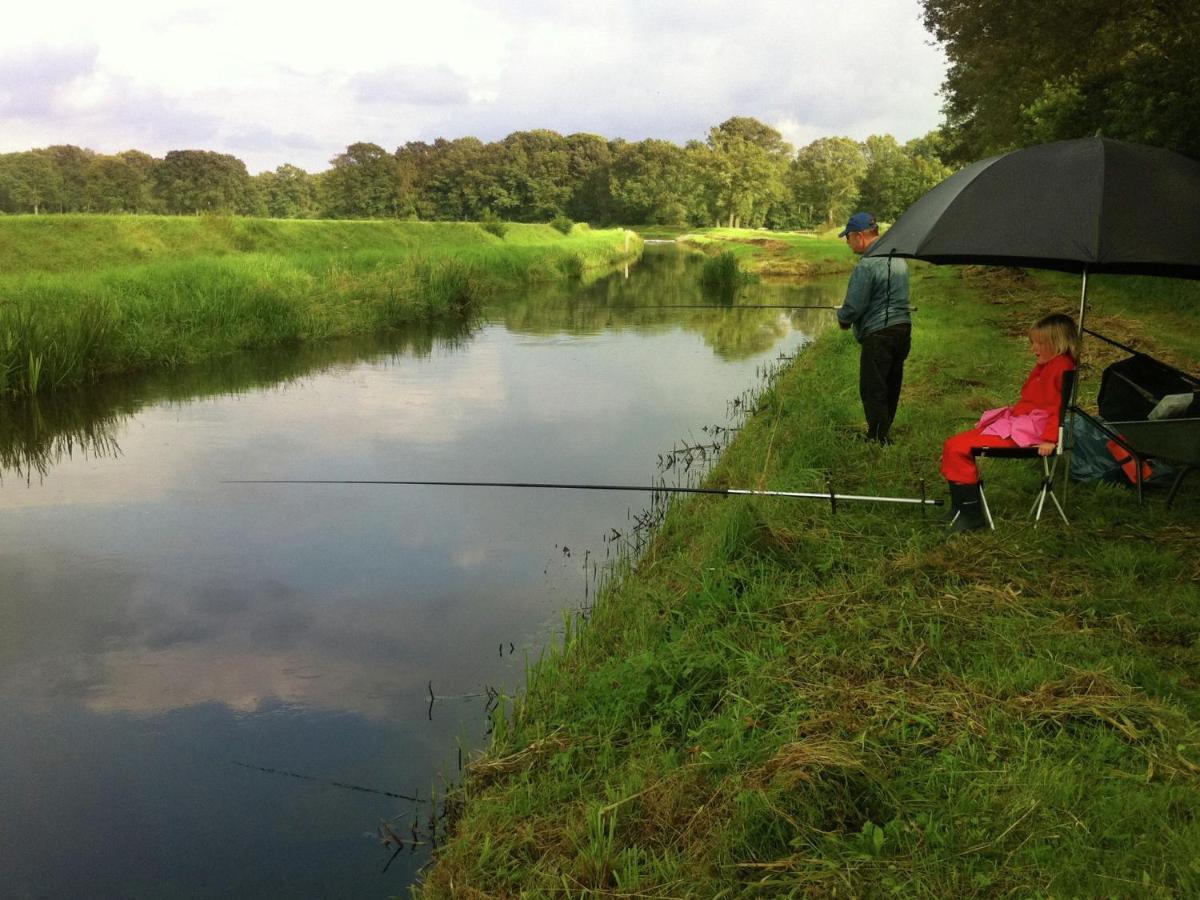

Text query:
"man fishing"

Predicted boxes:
[[836, 212, 912, 444]]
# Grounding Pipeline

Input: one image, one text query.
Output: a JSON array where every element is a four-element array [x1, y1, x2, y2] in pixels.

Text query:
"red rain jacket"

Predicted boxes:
[[1010, 352, 1075, 443]]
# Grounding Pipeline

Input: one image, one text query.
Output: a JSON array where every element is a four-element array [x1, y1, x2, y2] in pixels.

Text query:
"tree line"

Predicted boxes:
[[0, 119, 951, 230], [4, 0, 1191, 227]]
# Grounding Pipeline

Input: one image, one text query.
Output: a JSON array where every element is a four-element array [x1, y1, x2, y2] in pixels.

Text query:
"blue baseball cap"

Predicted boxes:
[[838, 212, 877, 237]]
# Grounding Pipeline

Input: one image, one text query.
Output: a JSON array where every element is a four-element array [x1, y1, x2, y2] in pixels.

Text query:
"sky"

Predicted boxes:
[[0, 0, 948, 174]]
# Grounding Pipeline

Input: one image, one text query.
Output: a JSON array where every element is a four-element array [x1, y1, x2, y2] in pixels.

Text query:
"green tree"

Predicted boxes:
[[38, 145, 95, 212], [852, 134, 952, 222], [85, 150, 161, 213], [399, 137, 495, 221], [323, 142, 413, 218], [563, 133, 614, 224], [788, 137, 867, 229], [896, 133, 953, 214], [255, 164, 319, 218], [495, 130, 571, 221], [156, 150, 254, 214], [0, 152, 64, 214], [609, 139, 697, 225], [856, 135, 909, 222], [921, 0, 1200, 161], [705, 117, 792, 228], [397, 140, 440, 219]]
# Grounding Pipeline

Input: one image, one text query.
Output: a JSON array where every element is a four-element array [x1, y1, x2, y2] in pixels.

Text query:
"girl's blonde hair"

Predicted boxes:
[[1031, 313, 1079, 359]]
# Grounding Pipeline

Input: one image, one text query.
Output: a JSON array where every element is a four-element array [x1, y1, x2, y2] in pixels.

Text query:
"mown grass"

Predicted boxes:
[[419, 256, 1200, 896], [0, 216, 640, 397], [678, 227, 854, 279]]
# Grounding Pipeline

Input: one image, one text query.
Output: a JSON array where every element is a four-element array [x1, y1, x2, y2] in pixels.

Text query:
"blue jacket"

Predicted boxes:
[[837, 255, 910, 342]]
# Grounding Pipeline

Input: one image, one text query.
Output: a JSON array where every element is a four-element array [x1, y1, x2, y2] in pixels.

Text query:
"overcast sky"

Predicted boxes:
[[0, 0, 947, 174]]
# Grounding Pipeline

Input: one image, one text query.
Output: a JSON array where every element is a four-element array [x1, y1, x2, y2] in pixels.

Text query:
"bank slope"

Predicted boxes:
[[420, 263, 1200, 897], [0, 217, 640, 397]]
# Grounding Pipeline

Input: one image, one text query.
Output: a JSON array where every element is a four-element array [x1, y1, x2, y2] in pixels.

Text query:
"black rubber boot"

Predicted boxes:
[[947, 481, 987, 532]]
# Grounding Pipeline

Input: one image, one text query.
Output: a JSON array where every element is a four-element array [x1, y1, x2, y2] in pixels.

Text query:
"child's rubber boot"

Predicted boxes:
[[942, 479, 964, 523], [947, 481, 987, 533]]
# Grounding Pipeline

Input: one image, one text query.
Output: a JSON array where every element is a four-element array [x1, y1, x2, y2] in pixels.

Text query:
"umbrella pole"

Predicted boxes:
[[1064, 268, 1089, 507], [1076, 267, 1089, 340]]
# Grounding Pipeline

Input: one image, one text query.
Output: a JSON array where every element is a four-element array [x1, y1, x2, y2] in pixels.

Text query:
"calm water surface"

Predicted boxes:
[[0, 247, 842, 897]]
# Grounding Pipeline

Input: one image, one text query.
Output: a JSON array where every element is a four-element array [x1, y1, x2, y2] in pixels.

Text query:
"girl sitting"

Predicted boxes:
[[943, 313, 1078, 532]]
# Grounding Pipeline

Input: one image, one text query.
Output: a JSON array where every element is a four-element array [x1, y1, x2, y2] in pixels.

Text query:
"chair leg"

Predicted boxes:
[[1031, 456, 1069, 527], [977, 480, 996, 530], [976, 453, 1073, 530], [1030, 457, 1048, 525], [1029, 484, 1045, 520], [1047, 489, 1070, 525], [1033, 487, 1048, 525]]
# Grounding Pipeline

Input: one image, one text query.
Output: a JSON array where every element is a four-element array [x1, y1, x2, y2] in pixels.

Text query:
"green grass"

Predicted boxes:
[[677, 227, 855, 279], [419, 260, 1200, 896], [0, 216, 641, 397], [699, 251, 755, 296]]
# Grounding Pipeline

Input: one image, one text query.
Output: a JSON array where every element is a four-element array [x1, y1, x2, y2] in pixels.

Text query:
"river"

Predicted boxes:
[[0, 245, 843, 897]]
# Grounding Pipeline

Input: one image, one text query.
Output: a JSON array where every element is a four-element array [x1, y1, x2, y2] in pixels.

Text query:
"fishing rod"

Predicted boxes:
[[558, 304, 918, 311], [631, 304, 839, 310], [223, 479, 942, 510], [518, 303, 837, 311]]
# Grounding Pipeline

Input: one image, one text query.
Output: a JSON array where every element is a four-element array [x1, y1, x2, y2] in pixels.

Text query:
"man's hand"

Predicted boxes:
[[1037, 441, 1056, 456]]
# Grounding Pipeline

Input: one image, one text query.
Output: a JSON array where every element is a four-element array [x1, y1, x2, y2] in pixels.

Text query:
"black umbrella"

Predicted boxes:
[[864, 137, 1200, 505], [865, 136, 1200, 333]]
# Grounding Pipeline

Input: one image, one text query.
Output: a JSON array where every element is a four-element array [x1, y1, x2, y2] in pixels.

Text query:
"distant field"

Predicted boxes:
[[672, 227, 856, 278], [0, 214, 618, 273]]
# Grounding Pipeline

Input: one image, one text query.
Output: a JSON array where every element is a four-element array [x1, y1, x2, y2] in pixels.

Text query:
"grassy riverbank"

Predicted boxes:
[[676, 227, 854, 279], [0, 216, 640, 397], [420, 244, 1200, 895]]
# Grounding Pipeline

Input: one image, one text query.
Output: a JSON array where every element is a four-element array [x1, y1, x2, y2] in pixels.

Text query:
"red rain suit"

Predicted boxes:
[[940, 352, 1075, 484]]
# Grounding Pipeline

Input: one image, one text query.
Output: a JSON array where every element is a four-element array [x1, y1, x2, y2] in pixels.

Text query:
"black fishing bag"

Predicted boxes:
[[1097, 353, 1200, 420]]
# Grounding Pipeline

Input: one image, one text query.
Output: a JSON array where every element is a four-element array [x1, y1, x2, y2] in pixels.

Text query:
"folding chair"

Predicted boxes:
[[971, 369, 1076, 529]]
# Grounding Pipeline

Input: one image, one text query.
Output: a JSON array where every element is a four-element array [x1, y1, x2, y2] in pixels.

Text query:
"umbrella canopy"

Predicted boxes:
[[865, 137, 1200, 280]]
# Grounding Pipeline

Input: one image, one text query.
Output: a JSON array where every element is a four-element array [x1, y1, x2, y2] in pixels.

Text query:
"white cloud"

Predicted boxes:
[[0, 0, 945, 172], [350, 65, 473, 107]]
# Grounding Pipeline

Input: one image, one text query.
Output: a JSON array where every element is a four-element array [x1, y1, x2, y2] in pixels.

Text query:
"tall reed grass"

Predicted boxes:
[[0, 217, 641, 398]]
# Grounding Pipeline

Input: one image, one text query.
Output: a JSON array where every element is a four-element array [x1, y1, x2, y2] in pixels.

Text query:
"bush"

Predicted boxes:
[[699, 251, 743, 292], [480, 211, 508, 239], [550, 213, 574, 235]]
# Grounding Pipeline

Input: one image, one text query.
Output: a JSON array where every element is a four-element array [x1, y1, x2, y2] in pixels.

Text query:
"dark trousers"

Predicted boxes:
[[859, 324, 911, 441]]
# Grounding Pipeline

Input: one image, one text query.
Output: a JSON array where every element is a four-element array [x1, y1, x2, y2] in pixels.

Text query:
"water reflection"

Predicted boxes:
[[0, 320, 476, 483], [501, 246, 840, 359], [0, 246, 842, 897]]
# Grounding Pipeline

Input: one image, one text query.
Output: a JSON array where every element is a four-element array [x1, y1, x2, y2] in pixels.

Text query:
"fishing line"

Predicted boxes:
[[230, 760, 426, 802]]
